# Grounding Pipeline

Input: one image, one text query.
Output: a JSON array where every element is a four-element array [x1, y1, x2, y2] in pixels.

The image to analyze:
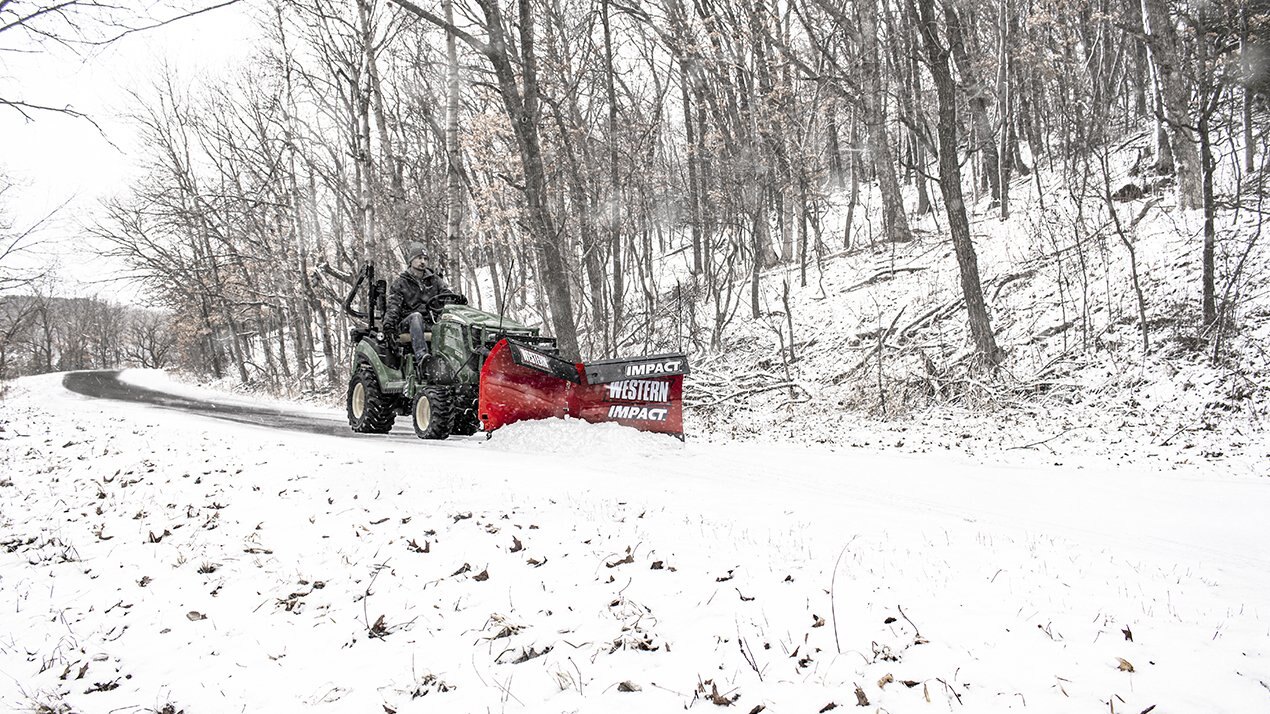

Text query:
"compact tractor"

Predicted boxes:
[[342, 263, 689, 439]]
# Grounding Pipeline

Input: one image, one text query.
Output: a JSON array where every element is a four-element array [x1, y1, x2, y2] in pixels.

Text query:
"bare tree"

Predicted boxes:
[[914, 0, 1003, 366]]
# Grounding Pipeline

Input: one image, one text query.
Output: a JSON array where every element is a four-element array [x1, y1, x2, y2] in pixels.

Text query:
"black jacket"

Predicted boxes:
[[383, 268, 450, 334]]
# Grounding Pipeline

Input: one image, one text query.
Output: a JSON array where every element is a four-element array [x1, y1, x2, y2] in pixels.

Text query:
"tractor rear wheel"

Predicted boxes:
[[347, 363, 396, 433], [412, 385, 454, 440]]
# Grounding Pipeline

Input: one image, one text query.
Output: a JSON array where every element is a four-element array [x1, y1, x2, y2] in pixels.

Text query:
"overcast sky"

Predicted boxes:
[[1, 1, 261, 298]]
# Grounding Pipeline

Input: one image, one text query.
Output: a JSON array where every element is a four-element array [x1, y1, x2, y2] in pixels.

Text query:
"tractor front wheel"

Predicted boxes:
[[412, 385, 454, 440], [347, 363, 396, 433]]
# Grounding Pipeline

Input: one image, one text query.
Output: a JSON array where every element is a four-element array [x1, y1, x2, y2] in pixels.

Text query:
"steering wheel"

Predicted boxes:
[[426, 291, 467, 317]]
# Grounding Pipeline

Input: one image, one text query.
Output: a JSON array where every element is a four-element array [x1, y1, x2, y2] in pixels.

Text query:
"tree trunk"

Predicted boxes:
[[916, 0, 1003, 366], [502, 0, 580, 358], [751, 205, 765, 319], [444, 0, 464, 280], [1141, 0, 1202, 209], [946, 3, 1001, 204], [1199, 96, 1219, 327], [680, 58, 703, 274], [602, 0, 623, 353], [997, 0, 1012, 220], [860, 0, 913, 243], [1242, 4, 1255, 173]]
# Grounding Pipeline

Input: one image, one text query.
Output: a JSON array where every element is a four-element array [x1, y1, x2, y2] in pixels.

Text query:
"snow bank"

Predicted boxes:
[[485, 416, 684, 456]]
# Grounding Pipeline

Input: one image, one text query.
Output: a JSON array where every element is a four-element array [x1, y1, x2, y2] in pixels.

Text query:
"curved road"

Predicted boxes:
[[62, 370, 399, 438]]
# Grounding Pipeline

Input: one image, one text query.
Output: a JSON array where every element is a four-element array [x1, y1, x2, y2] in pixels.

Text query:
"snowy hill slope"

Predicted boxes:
[[1, 372, 1268, 713], [676, 152, 1269, 475]]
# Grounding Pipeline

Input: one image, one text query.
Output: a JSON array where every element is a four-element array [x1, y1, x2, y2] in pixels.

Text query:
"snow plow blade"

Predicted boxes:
[[478, 339, 689, 438]]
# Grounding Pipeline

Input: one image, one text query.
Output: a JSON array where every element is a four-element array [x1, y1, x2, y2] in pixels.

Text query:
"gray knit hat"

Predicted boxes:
[[404, 241, 427, 262]]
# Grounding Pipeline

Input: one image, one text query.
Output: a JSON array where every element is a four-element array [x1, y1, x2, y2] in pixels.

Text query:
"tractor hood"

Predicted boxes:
[[439, 304, 537, 334]]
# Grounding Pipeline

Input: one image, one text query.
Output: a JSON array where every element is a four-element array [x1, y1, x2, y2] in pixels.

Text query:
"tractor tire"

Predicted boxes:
[[347, 363, 396, 433], [450, 386, 480, 436], [412, 385, 454, 440]]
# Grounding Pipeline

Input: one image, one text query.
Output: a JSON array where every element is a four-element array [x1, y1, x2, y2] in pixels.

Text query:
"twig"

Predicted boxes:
[[937, 678, 964, 705], [362, 560, 390, 636], [1006, 427, 1089, 451], [830, 536, 859, 654], [897, 604, 923, 640], [1159, 423, 1195, 447]]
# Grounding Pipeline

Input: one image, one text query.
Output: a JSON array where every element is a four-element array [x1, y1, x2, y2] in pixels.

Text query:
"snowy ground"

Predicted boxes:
[[2, 371, 1268, 713]]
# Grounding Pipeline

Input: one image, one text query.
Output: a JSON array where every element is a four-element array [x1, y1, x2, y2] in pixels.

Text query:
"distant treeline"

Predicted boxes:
[[0, 293, 177, 379]]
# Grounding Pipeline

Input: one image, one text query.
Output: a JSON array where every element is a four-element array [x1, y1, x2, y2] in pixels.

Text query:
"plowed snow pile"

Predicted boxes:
[[486, 417, 683, 455], [1, 373, 1268, 713]]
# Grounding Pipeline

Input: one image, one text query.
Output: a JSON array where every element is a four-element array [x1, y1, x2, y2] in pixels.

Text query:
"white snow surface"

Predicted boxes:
[[2, 372, 1268, 713]]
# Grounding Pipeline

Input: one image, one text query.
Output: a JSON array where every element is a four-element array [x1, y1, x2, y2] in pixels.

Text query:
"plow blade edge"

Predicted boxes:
[[478, 339, 688, 437]]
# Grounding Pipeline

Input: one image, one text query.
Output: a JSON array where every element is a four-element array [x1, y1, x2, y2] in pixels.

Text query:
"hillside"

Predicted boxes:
[[677, 145, 1269, 475]]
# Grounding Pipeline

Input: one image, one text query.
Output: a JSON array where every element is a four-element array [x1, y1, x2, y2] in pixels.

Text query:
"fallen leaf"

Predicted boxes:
[[1116, 657, 1135, 672], [878, 673, 894, 688], [606, 547, 635, 568], [451, 563, 471, 576], [407, 539, 430, 553], [650, 560, 664, 570], [511, 645, 552, 664], [510, 536, 523, 552], [186, 611, 206, 621], [707, 681, 739, 706], [84, 680, 119, 694], [747, 706, 766, 714], [812, 614, 826, 628], [1122, 626, 1133, 642], [854, 684, 869, 706], [617, 681, 641, 692], [473, 569, 490, 582], [819, 704, 838, 713]]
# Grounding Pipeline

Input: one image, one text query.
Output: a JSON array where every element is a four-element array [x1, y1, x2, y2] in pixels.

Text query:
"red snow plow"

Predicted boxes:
[[479, 339, 689, 439]]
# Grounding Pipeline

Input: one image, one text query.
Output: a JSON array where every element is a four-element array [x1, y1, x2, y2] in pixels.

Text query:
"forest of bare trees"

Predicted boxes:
[[4, 0, 1267, 393]]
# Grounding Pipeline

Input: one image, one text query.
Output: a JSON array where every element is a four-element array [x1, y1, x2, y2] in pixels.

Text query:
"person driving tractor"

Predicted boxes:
[[383, 241, 462, 366]]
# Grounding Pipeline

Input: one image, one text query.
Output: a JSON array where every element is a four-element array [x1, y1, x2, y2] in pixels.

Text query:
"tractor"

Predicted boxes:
[[341, 263, 688, 439]]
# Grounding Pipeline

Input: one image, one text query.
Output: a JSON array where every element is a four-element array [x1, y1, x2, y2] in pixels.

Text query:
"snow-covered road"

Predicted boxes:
[[2, 371, 1267, 713]]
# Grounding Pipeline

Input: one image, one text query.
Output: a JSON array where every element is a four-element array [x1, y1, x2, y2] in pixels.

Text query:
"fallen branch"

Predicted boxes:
[[688, 382, 811, 409], [832, 307, 907, 384], [842, 266, 928, 293], [1159, 423, 1196, 447], [1006, 427, 1089, 451]]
